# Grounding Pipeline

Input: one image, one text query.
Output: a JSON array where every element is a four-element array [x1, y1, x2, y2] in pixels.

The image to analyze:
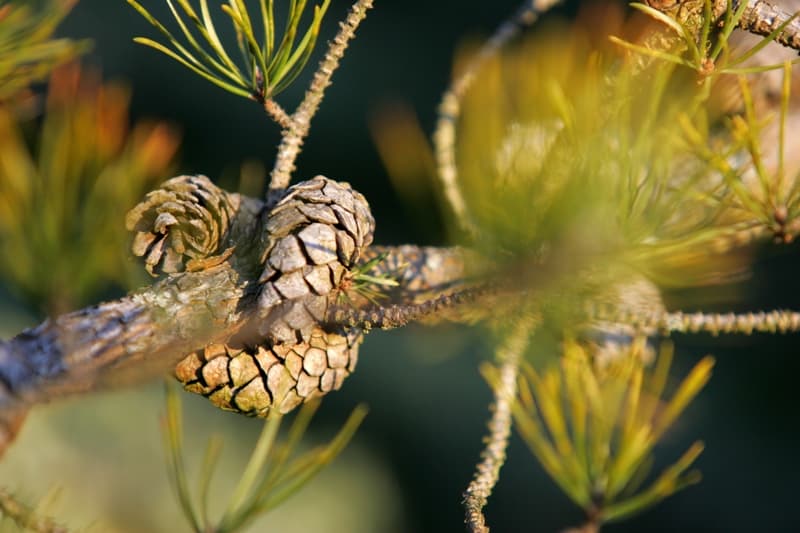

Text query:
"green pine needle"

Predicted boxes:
[[162, 384, 366, 533], [127, 0, 330, 102]]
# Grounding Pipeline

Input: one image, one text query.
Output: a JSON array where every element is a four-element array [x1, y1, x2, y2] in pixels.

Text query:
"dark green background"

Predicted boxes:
[[3, 1, 800, 531]]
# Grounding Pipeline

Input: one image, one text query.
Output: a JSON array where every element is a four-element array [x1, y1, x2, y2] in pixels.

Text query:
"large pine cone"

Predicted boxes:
[[256, 176, 374, 343], [175, 327, 362, 416], [171, 175, 374, 416]]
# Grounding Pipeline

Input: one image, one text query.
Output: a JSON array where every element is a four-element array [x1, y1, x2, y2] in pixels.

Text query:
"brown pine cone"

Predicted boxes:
[[256, 176, 374, 343], [174, 327, 362, 416], [125, 175, 238, 276]]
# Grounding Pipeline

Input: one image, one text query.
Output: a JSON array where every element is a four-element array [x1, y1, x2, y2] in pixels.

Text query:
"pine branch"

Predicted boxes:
[[737, 0, 800, 52], [262, 97, 292, 129], [268, 0, 374, 205], [645, 0, 800, 53], [463, 317, 534, 533], [326, 284, 493, 330], [0, 236, 470, 458], [590, 306, 800, 335]]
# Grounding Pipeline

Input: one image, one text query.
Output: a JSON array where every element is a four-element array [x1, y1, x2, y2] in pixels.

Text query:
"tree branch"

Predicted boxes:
[[646, 0, 800, 53], [737, 0, 800, 52], [0, 239, 472, 458], [268, 0, 374, 205], [590, 306, 800, 335], [463, 317, 534, 533]]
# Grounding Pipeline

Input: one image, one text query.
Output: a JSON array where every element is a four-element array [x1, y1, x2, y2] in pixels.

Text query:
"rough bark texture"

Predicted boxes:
[[646, 0, 800, 53], [0, 174, 475, 457]]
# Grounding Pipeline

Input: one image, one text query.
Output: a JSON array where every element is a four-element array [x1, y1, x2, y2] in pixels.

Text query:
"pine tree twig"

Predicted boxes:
[[263, 98, 292, 129], [737, 0, 800, 52], [561, 515, 601, 533], [326, 283, 495, 330], [268, 0, 374, 206], [589, 306, 800, 336], [646, 1, 800, 53], [433, 0, 564, 239], [463, 317, 534, 533]]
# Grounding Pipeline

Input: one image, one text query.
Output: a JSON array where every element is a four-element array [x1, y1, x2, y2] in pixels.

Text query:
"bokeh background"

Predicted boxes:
[[2, 1, 800, 531]]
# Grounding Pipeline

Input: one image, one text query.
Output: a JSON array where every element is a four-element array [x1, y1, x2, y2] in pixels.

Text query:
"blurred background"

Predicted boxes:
[[1, 0, 800, 531]]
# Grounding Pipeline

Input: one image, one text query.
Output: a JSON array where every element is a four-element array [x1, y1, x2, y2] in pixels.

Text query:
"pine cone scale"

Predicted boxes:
[[170, 175, 373, 417]]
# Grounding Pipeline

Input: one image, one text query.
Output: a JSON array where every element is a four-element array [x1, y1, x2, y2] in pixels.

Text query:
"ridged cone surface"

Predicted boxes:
[[256, 175, 374, 343], [168, 175, 374, 416], [125, 175, 236, 276], [175, 327, 362, 416]]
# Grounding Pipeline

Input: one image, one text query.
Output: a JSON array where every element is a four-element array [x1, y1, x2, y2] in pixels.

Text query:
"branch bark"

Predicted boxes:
[[463, 317, 534, 533], [0, 228, 472, 458]]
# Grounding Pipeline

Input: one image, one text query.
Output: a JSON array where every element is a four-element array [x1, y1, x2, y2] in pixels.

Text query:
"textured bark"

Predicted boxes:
[[0, 242, 472, 456], [0, 262, 257, 442], [646, 0, 800, 53], [0, 168, 473, 458]]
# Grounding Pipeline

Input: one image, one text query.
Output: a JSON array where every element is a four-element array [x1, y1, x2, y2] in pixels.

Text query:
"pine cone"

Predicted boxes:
[[125, 175, 237, 276], [174, 327, 362, 416], [256, 176, 374, 343]]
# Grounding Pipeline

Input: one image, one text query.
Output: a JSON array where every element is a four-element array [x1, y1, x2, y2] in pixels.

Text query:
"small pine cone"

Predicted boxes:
[[125, 175, 237, 276], [174, 327, 362, 416], [257, 176, 374, 343]]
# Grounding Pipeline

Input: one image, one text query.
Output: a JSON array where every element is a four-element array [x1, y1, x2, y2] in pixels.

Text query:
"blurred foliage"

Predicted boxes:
[[0, 63, 181, 314], [127, 0, 330, 103], [371, 2, 800, 528], [485, 339, 712, 526], [377, 2, 800, 295], [0, 0, 89, 102], [453, 10, 742, 292], [0, 486, 65, 533], [684, 64, 800, 244], [162, 384, 367, 533]]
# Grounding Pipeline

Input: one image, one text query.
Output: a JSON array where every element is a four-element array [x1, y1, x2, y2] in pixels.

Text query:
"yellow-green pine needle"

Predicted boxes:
[[272, 0, 306, 72], [222, 2, 268, 87], [219, 413, 283, 530], [609, 36, 694, 69], [561, 355, 590, 490], [163, 384, 202, 532], [133, 36, 251, 98], [530, 369, 579, 476], [198, 0, 241, 75], [271, 2, 329, 95], [511, 398, 586, 506], [606, 424, 652, 500], [166, 0, 242, 85], [603, 441, 704, 523], [779, 62, 790, 201], [725, 11, 800, 67], [256, 404, 368, 512], [508, 362, 587, 506], [197, 433, 224, 530], [260, 0, 276, 60], [652, 356, 714, 440], [255, 399, 322, 501]]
